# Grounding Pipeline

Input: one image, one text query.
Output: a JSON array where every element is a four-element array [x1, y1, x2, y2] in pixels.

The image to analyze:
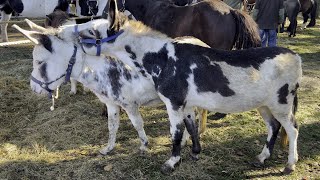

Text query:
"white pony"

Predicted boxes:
[[51, 0, 302, 175], [0, 0, 69, 42]]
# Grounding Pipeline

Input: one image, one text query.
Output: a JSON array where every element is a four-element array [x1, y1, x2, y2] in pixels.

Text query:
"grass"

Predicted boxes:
[[0, 19, 320, 179]]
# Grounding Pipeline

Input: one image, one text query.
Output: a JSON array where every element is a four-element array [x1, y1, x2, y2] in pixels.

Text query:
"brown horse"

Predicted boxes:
[[115, 0, 261, 50]]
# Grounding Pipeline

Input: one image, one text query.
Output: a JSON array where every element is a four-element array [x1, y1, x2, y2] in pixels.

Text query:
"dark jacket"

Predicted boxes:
[[252, 0, 284, 29]]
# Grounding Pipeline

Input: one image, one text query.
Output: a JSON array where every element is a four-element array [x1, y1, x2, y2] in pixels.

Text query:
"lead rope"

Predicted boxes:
[[50, 86, 60, 111]]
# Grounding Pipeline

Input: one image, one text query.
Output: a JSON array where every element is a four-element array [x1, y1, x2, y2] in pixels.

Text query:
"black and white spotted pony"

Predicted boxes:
[[54, 0, 302, 175]]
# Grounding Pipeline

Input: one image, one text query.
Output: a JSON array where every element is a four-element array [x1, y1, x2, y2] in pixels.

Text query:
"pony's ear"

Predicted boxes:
[[102, 0, 118, 28], [24, 19, 47, 33], [12, 24, 42, 44]]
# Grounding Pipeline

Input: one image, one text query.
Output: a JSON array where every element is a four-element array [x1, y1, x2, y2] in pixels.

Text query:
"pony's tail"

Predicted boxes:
[[230, 10, 261, 49], [280, 93, 298, 149]]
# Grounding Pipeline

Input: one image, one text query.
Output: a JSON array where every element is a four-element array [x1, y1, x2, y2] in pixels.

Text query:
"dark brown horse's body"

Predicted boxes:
[[116, 0, 261, 50]]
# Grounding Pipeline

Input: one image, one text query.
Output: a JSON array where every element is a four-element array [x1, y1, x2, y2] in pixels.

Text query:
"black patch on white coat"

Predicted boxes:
[[183, 117, 201, 154], [0, 4, 14, 14], [125, 45, 137, 60], [142, 44, 188, 110], [107, 60, 122, 98], [278, 84, 289, 104], [39, 35, 53, 53], [266, 118, 281, 154], [172, 123, 184, 157], [39, 63, 48, 81]]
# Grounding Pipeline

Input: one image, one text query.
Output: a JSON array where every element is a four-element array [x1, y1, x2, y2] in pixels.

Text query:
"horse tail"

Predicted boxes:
[[198, 109, 208, 134], [230, 9, 261, 49], [280, 93, 298, 149]]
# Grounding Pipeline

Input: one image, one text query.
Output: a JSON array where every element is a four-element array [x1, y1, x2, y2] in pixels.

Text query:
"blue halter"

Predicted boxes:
[[31, 45, 78, 99], [74, 25, 124, 56]]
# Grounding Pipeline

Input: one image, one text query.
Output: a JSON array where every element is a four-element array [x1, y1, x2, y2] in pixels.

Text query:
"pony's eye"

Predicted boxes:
[[88, 30, 94, 35]]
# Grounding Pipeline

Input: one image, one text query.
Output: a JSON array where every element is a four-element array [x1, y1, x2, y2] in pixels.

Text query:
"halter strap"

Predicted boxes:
[[31, 46, 78, 98], [74, 25, 124, 56]]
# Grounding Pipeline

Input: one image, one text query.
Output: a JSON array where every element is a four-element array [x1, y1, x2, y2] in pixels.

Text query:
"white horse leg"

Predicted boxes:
[[271, 110, 298, 174], [99, 103, 120, 155], [70, 78, 77, 94], [256, 106, 281, 164], [124, 105, 148, 153], [1, 11, 11, 42], [161, 101, 186, 174]]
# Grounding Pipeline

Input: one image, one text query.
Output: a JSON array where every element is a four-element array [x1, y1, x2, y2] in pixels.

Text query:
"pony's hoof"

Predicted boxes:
[[251, 160, 264, 168], [69, 91, 76, 95], [283, 167, 294, 175], [190, 152, 199, 161], [160, 164, 174, 175]]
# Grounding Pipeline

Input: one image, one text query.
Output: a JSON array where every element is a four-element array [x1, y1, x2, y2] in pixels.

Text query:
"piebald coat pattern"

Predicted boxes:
[[15, 24, 204, 155], [55, 0, 302, 174]]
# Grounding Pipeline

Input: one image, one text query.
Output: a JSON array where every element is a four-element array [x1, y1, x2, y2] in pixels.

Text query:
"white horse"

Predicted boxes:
[[0, 0, 69, 42], [52, 0, 302, 175]]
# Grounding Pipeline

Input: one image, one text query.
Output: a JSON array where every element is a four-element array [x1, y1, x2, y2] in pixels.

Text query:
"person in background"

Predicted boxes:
[[252, 0, 285, 47], [223, 0, 245, 10]]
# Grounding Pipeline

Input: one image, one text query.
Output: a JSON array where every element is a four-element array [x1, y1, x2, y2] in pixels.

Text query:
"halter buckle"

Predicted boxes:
[[96, 39, 101, 45]]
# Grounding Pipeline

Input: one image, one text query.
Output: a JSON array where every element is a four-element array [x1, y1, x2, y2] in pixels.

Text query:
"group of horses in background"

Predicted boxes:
[[243, 0, 318, 37], [1, 0, 317, 42]]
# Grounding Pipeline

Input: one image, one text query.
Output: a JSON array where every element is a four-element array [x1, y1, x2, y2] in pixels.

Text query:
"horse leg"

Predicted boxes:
[[0, 11, 11, 42], [70, 78, 77, 94], [181, 108, 196, 147], [123, 105, 149, 153], [301, 12, 309, 29], [161, 103, 185, 174], [183, 107, 201, 160], [307, 2, 317, 27], [256, 106, 281, 165], [293, 19, 298, 37], [272, 112, 298, 174], [268, 90, 299, 174], [99, 103, 120, 155]]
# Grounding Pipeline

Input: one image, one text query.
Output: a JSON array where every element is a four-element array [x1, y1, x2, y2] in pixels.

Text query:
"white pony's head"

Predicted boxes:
[[13, 24, 77, 96]]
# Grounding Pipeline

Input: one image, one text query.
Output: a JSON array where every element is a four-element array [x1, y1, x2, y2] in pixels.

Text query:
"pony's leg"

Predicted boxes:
[[161, 103, 185, 174], [183, 107, 201, 160], [123, 105, 148, 153], [99, 103, 120, 155], [181, 108, 194, 147], [269, 109, 298, 174], [0, 11, 11, 42], [70, 78, 77, 95], [256, 106, 281, 164]]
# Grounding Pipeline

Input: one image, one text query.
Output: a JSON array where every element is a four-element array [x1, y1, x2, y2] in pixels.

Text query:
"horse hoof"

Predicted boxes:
[[160, 164, 174, 175], [69, 91, 76, 95], [190, 152, 200, 161], [251, 160, 264, 168], [282, 167, 294, 175]]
